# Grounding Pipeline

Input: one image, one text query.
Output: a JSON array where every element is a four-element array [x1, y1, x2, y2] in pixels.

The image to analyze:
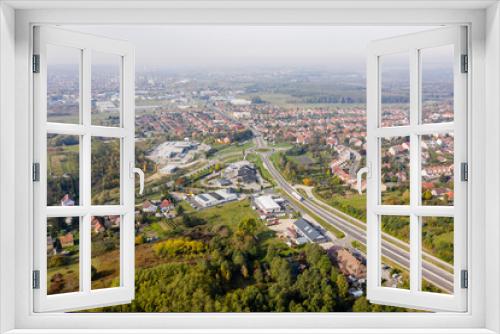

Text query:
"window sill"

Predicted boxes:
[[1, 1, 499, 334]]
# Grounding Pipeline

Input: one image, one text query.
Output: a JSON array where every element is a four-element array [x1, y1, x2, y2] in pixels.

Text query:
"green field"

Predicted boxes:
[[317, 192, 367, 223], [212, 141, 254, 157], [192, 199, 259, 230]]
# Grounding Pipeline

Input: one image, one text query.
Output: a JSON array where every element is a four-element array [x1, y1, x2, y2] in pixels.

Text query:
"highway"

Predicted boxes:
[[252, 133, 454, 293]]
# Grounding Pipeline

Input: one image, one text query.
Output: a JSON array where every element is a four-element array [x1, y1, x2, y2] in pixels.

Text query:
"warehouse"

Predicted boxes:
[[254, 195, 282, 214]]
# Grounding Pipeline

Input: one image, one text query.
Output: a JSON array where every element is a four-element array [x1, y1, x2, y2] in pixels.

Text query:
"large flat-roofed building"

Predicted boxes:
[[194, 193, 218, 207], [254, 195, 281, 214], [293, 218, 327, 243], [150, 140, 199, 160], [194, 189, 238, 208]]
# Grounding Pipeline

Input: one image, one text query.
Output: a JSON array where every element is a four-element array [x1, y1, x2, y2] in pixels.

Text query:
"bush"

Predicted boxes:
[[153, 238, 205, 258]]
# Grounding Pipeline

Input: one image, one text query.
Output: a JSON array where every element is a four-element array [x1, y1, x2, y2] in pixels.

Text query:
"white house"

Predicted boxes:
[[254, 195, 281, 214]]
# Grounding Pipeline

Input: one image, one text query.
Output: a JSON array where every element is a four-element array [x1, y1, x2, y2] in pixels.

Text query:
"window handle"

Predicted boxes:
[[130, 163, 145, 195], [356, 164, 371, 195]]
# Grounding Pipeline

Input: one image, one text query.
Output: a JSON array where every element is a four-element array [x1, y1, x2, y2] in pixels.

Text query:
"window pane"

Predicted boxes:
[[380, 215, 410, 290], [91, 215, 121, 290], [47, 217, 80, 295], [47, 134, 80, 206], [421, 45, 454, 124], [421, 133, 454, 206], [421, 216, 454, 294], [380, 136, 410, 205], [91, 137, 121, 205], [380, 52, 410, 127], [91, 52, 121, 127], [47, 44, 80, 124]]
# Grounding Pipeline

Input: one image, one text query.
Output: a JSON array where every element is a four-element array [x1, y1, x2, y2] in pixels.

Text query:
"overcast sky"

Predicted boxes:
[[58, 25, 440, 71]]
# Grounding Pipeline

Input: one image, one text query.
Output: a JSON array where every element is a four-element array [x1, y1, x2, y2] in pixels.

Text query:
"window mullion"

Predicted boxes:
[[409, 48, 421, 292], [81, 48, 92, 293]]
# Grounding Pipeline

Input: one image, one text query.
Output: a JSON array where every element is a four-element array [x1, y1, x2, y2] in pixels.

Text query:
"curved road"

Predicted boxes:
[[254, 133, 454, 293]]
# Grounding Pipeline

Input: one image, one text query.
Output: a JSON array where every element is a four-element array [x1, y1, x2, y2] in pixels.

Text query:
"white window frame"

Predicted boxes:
[[32, 26, 136, 312], [0, 1, 499, 333], [366, 26, 468, 312]]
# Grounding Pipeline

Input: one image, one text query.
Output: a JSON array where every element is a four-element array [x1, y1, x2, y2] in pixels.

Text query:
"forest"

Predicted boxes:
[[88, 200, 404, 313]]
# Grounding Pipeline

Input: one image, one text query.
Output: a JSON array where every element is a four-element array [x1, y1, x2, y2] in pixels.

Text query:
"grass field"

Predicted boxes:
[[213, 141, 254, 157], [192, 199, 259, 230], [351, 240, 366, 254], [246, 153, 276, 186], [314, 189, 367, 222], [47, 144, 79, 176], [269, 142, 294, 150], [48, 199, 260, 296]]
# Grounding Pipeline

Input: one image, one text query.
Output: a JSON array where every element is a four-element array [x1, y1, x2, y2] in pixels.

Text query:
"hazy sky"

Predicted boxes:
[[58, 25, 440, 71]]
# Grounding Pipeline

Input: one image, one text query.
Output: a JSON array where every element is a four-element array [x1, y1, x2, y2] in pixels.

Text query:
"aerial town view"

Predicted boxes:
[[45, 26, 455, 312]]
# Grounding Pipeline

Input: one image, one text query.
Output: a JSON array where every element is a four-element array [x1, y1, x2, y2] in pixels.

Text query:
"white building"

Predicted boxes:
[[194, 194, 218, 208], [194, 189, 238, 208], [229, 98, 251, 106], [254, 195, 281, 214], [160, 165, 178, 174]]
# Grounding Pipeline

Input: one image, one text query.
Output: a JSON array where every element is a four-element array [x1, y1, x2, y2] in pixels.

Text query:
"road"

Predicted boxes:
[[252, 132, 454, 293]]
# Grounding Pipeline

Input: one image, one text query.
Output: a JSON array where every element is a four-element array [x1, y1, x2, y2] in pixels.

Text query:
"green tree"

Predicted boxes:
[[422, 189, 433, 201], [176, 204, 185, 216], [270, 257, 293, 287], [336, 274, 349, 299], [353, 296, 371, 312], [220, 260, 232, 282], [238, 218, 258, 236]]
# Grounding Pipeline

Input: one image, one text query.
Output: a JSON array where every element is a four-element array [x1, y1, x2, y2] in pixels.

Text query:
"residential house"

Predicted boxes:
[[160, 199, 174, 212], [58, 233, 74, 248], [142, 200, 158, 213], [334, 248, 367, 279], [60, 194, 75, 206]]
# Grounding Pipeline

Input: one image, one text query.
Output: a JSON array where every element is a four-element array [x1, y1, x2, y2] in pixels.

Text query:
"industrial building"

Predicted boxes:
[[293, 218, 327, 243], [193, 189, 238, 208], [254, 195, 282, 214]]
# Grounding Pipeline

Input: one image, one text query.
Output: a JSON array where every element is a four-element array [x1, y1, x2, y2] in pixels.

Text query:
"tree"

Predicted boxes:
[[304, 243, 324, 267], [331, 175, 342, 186], [91, 265, 98, 280], [402, 189, 410, 203], [176, 204, 185, 216], [238, 218, 258, 236], [135, 235, 145, 245], [352, 296, 371, 312], [241, 264, 250, 279], [220, 261, 232, 282], [422, 189, 433, 201], [336, 274, 349, 299], [302, 178, 314, 186], [269, 257, 293, 287]]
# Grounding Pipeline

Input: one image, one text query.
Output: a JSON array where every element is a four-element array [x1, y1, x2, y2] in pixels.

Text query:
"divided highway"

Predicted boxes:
[[253, 133, 454, 293]]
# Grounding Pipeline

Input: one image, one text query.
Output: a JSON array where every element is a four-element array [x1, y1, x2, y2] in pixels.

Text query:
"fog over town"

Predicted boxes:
[[45, 25, 456, 312]]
